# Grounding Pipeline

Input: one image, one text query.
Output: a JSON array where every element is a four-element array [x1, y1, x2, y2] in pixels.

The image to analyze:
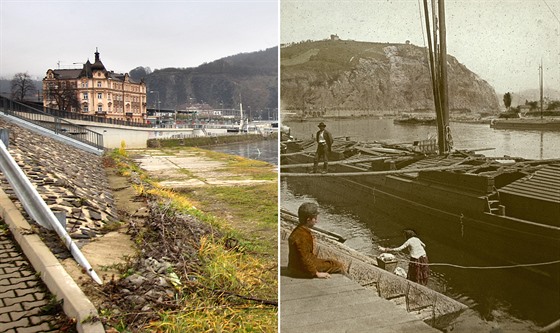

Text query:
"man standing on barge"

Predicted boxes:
[[311, 122, 333, 174]]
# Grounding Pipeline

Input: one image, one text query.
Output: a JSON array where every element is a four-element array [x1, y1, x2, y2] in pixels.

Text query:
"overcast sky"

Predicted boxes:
[[0, 0, 278, 80], [281, 0, 560, 94]]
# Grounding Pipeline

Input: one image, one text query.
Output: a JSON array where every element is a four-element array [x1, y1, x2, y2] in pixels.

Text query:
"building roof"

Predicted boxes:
[[91, 50, 106, 71], [47, 50, 142, 84], [78, 60, 93, 78], [51, 69, 83, 80]]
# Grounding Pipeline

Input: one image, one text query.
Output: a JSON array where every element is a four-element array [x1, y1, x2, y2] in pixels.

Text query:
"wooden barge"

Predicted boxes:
[[490, 118, 560, 131], [281, 137, 560, 285]]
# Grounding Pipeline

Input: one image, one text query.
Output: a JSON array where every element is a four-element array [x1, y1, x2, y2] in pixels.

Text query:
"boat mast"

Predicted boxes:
[[423, 0, 439, 125], [423, 0, 450, 154], [539, 59, 543, 120], [437, 0, 450, 154], [239, 92, 244, 132]]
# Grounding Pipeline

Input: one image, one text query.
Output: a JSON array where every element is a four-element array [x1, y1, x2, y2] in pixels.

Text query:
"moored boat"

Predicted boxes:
[[281, 142, 560, 284], [393, 117, 437, 125], [490, 118, 560, 131]]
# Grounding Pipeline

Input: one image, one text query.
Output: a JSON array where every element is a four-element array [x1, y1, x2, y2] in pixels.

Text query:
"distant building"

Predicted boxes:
[[330, 34, 340, 41], [42, 49, 147, 124], [518, 105, 532, 113]]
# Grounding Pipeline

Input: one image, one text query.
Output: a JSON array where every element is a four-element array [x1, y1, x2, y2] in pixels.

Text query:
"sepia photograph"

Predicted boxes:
[[1, 0, 560, 332], [0, 0, 278, 332], [280, 0, 560, 332]]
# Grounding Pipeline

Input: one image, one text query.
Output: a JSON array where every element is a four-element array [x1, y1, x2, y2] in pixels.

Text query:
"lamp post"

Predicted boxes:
[[150, 90, 160, 126], [539, 62, 543, 120], [248, 106, 251, 133]]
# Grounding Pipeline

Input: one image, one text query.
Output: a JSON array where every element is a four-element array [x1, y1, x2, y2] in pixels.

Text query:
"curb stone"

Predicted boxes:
[[0, 189, 105, 333]]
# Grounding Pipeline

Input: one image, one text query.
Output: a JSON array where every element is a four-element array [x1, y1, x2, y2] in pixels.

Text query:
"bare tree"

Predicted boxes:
[[11, 72, 36, 101], [46, 81, 81, 111]]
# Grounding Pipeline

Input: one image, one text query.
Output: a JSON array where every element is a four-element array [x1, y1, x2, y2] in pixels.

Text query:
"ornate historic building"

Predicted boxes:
[[42, 50, 147, 123]]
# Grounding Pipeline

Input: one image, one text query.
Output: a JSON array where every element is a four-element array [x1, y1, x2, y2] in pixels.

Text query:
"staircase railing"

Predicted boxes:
[[0, 96, 104, 150]]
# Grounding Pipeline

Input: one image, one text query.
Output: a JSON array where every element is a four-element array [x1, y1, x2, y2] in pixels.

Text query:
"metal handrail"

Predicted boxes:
[[0, 96, 104, 150], [33, 102, 152, 128], [0, 134, 102, 284]]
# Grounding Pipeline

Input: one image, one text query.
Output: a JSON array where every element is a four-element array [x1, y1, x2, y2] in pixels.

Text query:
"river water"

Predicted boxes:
[[206, 138, 278, 165], [282, 118, 560, 332]]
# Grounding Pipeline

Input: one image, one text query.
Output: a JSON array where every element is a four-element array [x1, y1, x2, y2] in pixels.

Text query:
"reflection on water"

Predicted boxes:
[[207, 138, 278, 165], [282, 118, 560, 331], [282, 177, 558, 331]]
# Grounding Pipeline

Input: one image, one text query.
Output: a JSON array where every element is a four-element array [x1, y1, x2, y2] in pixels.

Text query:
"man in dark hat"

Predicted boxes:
[[288, 202, 345, 278], [312, 122, 333, 174]]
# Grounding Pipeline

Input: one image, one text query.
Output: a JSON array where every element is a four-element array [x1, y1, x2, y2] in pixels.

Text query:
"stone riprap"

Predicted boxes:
[[0, 119, 118, 240], [0, 118, 118, 331]]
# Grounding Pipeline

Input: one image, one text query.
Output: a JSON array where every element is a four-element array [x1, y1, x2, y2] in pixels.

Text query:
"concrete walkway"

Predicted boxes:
[[280, 240, 438, 333]]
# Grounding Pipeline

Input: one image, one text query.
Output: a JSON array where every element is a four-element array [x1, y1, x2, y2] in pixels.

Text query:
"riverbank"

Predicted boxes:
[[147, 133, 277, 148], [65, 145, 278, 331]]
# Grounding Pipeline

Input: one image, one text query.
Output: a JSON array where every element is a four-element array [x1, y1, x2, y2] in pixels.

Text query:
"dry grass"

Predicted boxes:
[[102, 145, 277, 332]]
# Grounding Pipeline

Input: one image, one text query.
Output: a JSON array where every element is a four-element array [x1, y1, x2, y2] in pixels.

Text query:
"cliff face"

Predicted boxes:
[[281, 40, 500, 116]]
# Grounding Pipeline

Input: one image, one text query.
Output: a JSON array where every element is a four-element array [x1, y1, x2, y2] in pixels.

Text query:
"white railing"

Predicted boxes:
[[0, 132, 102, 284]]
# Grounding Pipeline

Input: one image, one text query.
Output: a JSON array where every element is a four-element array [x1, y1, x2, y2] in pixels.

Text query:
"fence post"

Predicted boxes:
[[54, 118, 59, 134], [0, 129, 9, 148], [53, 211, 66, 229]]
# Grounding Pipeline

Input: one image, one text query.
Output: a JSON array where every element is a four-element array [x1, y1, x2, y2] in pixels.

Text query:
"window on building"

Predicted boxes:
[[98, 105, 103, 112], [84, 106, 89, 112], [83, 93, 88, 100], [108, 93, 111, 100], [98, 93, 102, 99], [97, 81, 102, 88]]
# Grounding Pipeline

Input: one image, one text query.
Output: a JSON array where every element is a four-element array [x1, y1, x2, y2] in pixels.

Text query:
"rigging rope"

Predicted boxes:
[[417, 0, 429, 50], [542, 0, 560, 24], [400, 258, 560, 269]]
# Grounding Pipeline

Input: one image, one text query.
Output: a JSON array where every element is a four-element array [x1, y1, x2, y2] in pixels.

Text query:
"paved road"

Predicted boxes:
[[0, 221, 68, 333]]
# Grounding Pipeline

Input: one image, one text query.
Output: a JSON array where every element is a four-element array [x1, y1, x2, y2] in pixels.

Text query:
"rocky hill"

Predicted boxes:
[[281, 40, 500, 117], [133, 47, 278, 119]]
